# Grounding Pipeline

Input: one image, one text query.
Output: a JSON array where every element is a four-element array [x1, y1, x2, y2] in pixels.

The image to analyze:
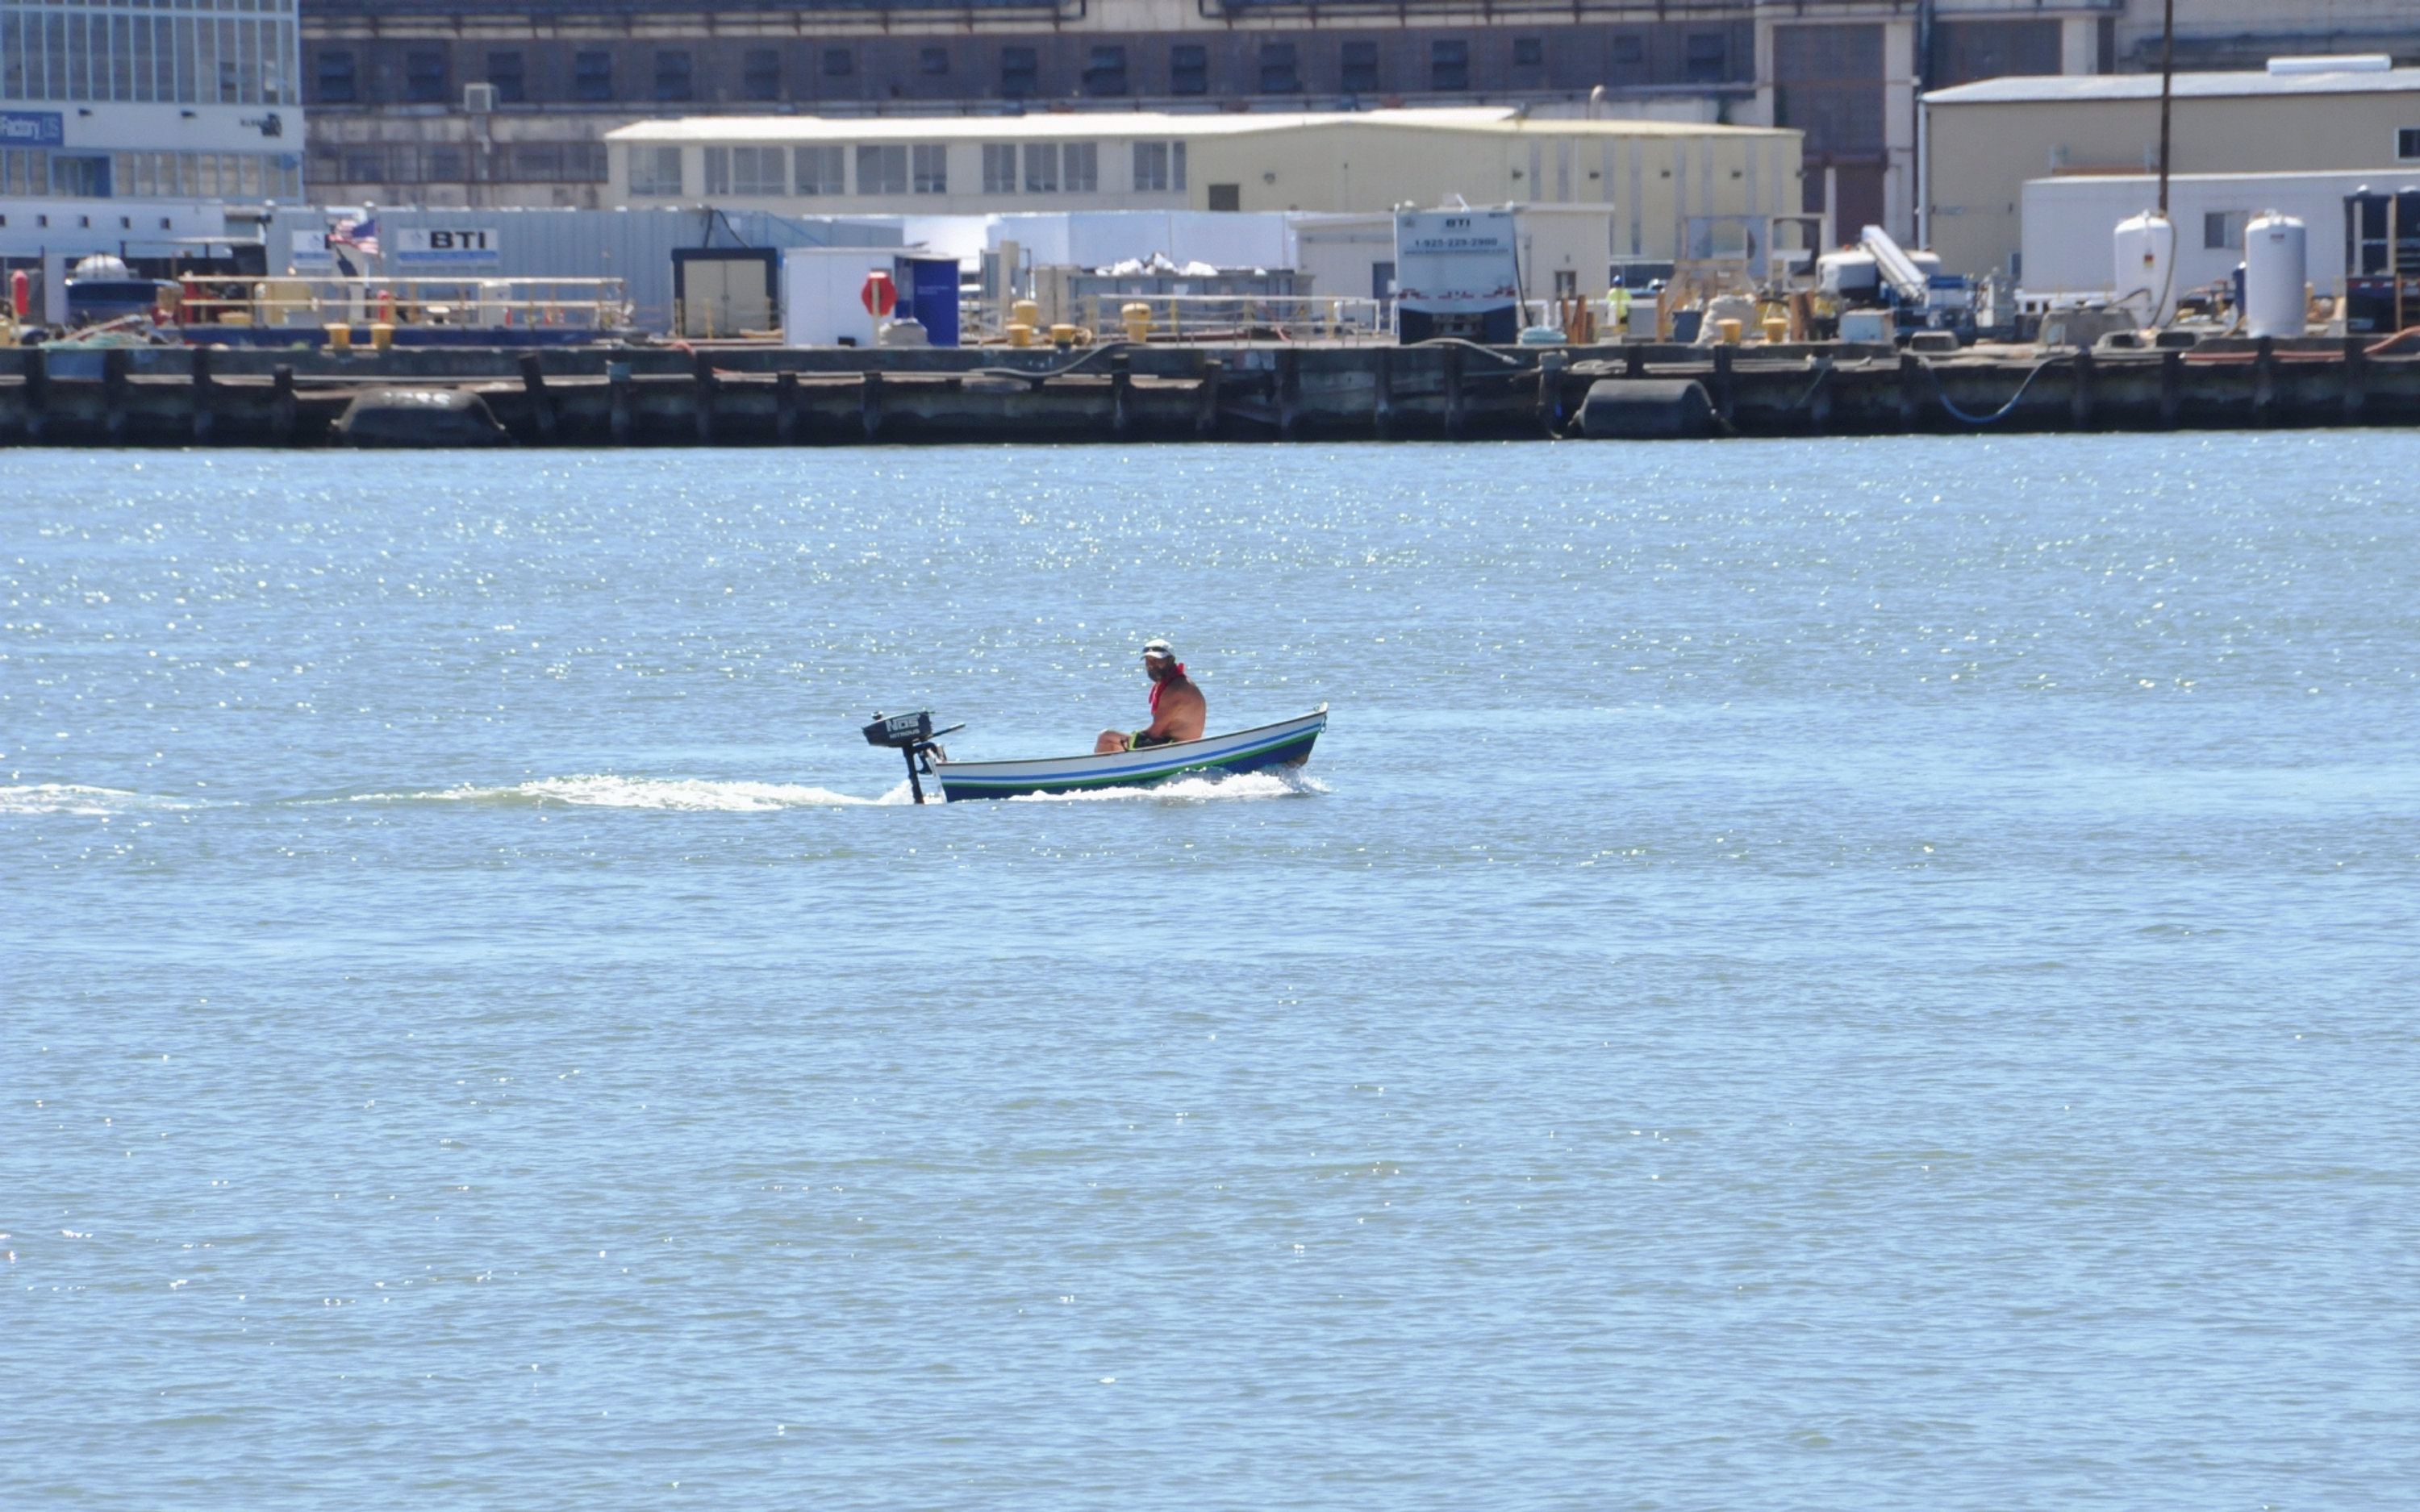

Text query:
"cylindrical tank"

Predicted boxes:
[[2112, 212, 2177, 326], [2243, 212, 2309, 339]]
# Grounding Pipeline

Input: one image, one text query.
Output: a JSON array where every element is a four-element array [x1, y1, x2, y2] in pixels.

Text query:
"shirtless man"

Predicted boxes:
[[1095, 639, 1206, 753]]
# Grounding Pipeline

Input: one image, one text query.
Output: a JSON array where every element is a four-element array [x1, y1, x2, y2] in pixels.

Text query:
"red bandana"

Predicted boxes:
[[1148, 662, 1186, 713]]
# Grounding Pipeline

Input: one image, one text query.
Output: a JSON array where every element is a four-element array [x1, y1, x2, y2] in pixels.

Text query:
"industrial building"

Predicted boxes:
[[2015, 169, 2397, 302], [295, 0, 2351, 244], [605, 108, 1798, 265], [1924, 59, 2420, 281]]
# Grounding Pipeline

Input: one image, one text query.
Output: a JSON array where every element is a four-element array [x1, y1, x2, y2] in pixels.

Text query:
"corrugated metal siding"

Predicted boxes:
[[265, 206, 901, 331]]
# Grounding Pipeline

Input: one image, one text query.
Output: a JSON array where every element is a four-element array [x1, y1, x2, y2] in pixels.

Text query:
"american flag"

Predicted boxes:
[[328, 215, 378, 257]]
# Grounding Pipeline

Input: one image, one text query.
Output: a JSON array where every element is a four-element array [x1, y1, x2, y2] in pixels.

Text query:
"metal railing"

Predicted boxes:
[[170, 275, 632, 332], [966, 294, 1391, 344]]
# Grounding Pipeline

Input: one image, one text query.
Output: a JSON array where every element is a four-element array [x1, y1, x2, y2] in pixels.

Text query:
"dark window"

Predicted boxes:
[[573, 50, 612, 102], [1085, 45, 1128, 96], [823, 48, 853, 78], [1258, 43, 1300, 94], [2203, 210, 2246, 250], [405, 49, 446, 105], [654, 50, 693, 101], [1612, 34, 1644, 66], [486, 51, 525, 104], [1341, 40, 1379, 94], [1208, 182, 1240, 212], [426, 144, 466, 180], [1170, 44, 1208, 96], [1512, 37, 1544, 67], [342, 148, 384, 182], [742, 48, 780, 101], [1684, 33, 1726, 82], [1772, 26, 1885, 154], [510, 142, 565, 181], [920, 47, 950, 76], [1430, 40, 1469, 92], [2401, 127, 2420, 160], [2097, 16, 2116, 73], [1001, 46, 1037, 97], [316, 49, 357, 103], [1928, 20, 2060, 88]]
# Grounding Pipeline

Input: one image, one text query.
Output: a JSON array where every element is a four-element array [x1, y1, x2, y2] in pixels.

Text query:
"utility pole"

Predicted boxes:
[[2156, 0, 2176, 216]]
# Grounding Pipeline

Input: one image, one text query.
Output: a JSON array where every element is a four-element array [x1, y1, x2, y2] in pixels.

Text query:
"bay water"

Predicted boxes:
[[5, 436, 2415, 1509]]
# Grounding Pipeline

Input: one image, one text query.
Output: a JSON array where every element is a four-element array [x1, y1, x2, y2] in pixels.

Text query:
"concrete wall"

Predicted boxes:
[[1926, 82, 2420, 280]]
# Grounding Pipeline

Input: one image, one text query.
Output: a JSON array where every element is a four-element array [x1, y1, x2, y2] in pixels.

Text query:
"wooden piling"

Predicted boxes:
[[692, 349, 717, 445], [2068, 349, 2095, 431], [1195, 357, 1223, 437], [1624, 344, 1646, 378], [1442, 345, 1465, 440], [23, 344, 46, 443], [2159, 349, 2184, 427], [1713, 344, 1737, 425], [190, 345, 215, 444], [1111, 351, 1133, 439], [775, 368, 799, 444], [270, 363, 296, 444], [518, 352, 557, 444], [102, 348, 129, 443], [1896, 352, 1922, 431], [2343, 334, 2367, 423], [861, 369, 883, 441], [1372, 347, 1395, 439], [2252, 335, 2279, 422], [1275, 347, 1300, 440], [607, 362, 632, 446]]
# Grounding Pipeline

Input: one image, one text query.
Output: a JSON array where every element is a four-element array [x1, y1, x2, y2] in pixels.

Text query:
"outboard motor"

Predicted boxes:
[[862, 710, 962, 804]]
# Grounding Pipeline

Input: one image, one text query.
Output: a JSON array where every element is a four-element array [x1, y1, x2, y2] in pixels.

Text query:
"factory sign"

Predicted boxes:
[[394, 227, 502, 265], [0, 111, 65, 147]]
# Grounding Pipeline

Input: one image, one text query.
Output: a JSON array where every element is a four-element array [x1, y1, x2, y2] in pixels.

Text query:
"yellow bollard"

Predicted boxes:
[[1120, 302, 1152, 344], [369, 322, 395, 352], [323, 323, 352, 354], [1010, 298, 1041, 331], [1007, 323, 1034, 348], [1760, 315, 1788, 345], [1048, 323, 1077, 348], [1715, 318, 1743, 344]]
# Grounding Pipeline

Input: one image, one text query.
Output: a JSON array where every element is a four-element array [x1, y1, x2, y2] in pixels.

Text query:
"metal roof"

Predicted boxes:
[[1925, 66, 2420, 106], [607, 107, 1791, 143]]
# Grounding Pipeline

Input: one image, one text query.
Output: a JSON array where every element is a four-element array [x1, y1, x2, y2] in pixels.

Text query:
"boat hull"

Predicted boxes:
[[934, 707, 1327, 802]]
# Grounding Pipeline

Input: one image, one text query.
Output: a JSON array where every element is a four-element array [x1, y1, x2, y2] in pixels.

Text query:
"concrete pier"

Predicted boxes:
[[0, 337, 2411, 447]]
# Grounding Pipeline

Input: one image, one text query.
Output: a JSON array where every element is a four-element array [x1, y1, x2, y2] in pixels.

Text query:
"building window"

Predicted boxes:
[[317, 50, 357, 103], [406, 50, 447, 105], [1613, 34, 1645, 67], [824, 48, 853, 78], [1513, 37, 1544, 68], [2401, 127, 2420, 160], [912, 144, 947, 194], [1085, 45, 1129, 97], [1170, 44, 1208, 96], [796, 144, 845, 194], [708, 144, 782, 194], [630, 144, 682, 197], [1001, 47, 1037, 97], [655, 51, 693, 102], [743, 49, 781, 102], [1259, 43, 1301, 94], [2203, 210, 2247, 250], [574, 51, 613, 102], [983, 143, 1017, 194], [1063, 142, 1097, 192], [1684, 33, 1726, 82], [1133, 140, 1175, 193], [857, 144, 907, 194], [1928, 20, 2060, 89], [1023, 141, 1058, 193], [1431, 40, 1469, 92], [486, 52, 525, 105], [921, 47, 950, 76], [1208, 183, 1240, 212], [1341, 41, 1380, 94]]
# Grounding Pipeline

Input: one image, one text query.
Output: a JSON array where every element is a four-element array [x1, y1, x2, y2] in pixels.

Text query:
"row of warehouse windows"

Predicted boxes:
[[311, 141, 608, 186], [0, 8, 297, 104], [314, 35, 1723, 106], [635, 140, 1184, 198], [0, 145, 298, 198]]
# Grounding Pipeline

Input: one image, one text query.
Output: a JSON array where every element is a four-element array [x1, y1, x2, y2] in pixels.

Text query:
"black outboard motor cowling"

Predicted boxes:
[[861, 710, 962, 803]]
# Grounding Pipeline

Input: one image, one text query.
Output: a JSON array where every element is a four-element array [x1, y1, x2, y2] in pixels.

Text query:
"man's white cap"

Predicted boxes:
[[1141, 638, 1175, 660]]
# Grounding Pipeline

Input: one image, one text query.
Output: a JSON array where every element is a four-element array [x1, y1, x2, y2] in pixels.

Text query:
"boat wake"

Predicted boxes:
[[350, 775, 912, 810], [0, 784, 197, 816], [1006, 768, 1329, 803]]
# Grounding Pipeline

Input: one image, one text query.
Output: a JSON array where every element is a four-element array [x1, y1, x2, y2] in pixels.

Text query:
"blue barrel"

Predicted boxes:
[[893, 256, 962, 347]]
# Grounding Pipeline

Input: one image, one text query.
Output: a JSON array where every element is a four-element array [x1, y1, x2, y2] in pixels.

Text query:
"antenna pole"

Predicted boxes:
[[2156, 0, 2176, 216]]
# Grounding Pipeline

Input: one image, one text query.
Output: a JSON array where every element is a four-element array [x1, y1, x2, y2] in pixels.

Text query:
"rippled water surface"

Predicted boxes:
[[6, 438, 2417, 1510]]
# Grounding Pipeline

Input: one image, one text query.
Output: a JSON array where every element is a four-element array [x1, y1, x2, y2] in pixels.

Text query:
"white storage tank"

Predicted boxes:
[[2112, 212, 2177, 326], [2243, 212, 2308, 339]]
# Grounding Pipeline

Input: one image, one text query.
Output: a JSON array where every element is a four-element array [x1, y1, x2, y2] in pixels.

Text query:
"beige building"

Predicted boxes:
[[1924, 63, 2420, 281], [606, 107, 1800, 264]]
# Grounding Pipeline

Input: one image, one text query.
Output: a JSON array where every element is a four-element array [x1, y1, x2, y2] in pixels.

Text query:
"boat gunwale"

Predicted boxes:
[[933, 706, 1327, 786]]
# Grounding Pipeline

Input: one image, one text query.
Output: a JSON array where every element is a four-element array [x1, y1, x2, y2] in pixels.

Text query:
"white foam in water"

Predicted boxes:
[[1007, 769, 1329, 803], [0, 785, 194, 816], [355, 775, 909, 810]]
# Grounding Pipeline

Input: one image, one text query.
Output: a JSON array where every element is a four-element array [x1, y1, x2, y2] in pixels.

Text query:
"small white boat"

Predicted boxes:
[[937, 707, 1328, 802]]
